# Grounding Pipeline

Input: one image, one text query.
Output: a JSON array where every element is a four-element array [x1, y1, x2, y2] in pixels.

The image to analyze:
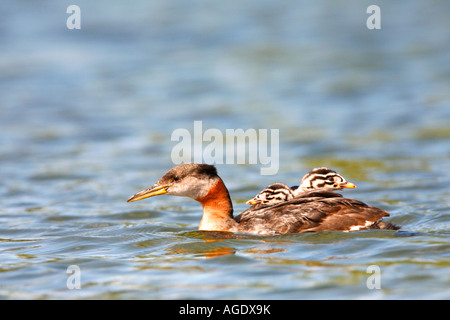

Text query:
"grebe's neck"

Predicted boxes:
[[196, 177, 237, 232]]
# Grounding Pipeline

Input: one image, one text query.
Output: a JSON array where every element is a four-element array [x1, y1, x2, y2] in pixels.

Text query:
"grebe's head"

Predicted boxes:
[[246, 183, 294, 206], [127, 163, 220, 202], [298, 167, 356, 192]]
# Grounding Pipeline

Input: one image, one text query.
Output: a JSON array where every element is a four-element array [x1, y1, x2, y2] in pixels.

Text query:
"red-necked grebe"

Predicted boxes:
[[127, 163, 399, 235]]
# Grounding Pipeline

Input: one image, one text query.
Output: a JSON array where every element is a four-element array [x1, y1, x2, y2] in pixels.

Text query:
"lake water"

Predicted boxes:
[[1, 0, 449, 299]]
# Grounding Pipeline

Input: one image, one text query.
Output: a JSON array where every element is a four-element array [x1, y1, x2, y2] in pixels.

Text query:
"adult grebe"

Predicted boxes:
[[246, 167, 356, 206], [127, 163, 399, 235]]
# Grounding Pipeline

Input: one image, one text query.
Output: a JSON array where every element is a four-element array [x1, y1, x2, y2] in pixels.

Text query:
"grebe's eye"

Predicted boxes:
[[173, 175, 179, 181]]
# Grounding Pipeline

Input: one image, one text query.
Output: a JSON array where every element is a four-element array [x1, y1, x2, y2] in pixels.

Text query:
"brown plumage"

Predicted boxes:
[[127, 163, 399, 236], [236, 191, 398, 234]]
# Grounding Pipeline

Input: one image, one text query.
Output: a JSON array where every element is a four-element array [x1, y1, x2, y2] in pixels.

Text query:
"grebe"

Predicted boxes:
[[246, 183, 294, 206], [246, 167, 356, 206], [294, 167, 356, 196], [127, 163, 399, 235]]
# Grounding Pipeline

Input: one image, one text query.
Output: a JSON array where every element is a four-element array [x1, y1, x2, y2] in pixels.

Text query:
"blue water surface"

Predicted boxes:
[[0, 0, 449, 299]]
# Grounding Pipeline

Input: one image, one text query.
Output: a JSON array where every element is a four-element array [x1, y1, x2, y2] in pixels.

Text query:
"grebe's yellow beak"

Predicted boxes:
[[246, 199, 260, 205], [339, 181, 357, 189], [127, 184, 172, 202]]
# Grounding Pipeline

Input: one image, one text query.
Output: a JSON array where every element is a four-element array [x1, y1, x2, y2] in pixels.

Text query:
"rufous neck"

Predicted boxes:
[[196, 177, 236, 231]]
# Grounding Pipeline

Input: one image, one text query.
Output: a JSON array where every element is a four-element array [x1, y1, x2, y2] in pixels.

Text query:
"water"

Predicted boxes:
[[1, 0, 449, 299]]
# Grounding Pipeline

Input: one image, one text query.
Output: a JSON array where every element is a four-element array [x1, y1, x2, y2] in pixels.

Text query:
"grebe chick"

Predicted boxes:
[[246, 167, 356, 206], [246, 183, 294, 206], [293, 167, 356, 196], [127, 163, 399, 235]]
